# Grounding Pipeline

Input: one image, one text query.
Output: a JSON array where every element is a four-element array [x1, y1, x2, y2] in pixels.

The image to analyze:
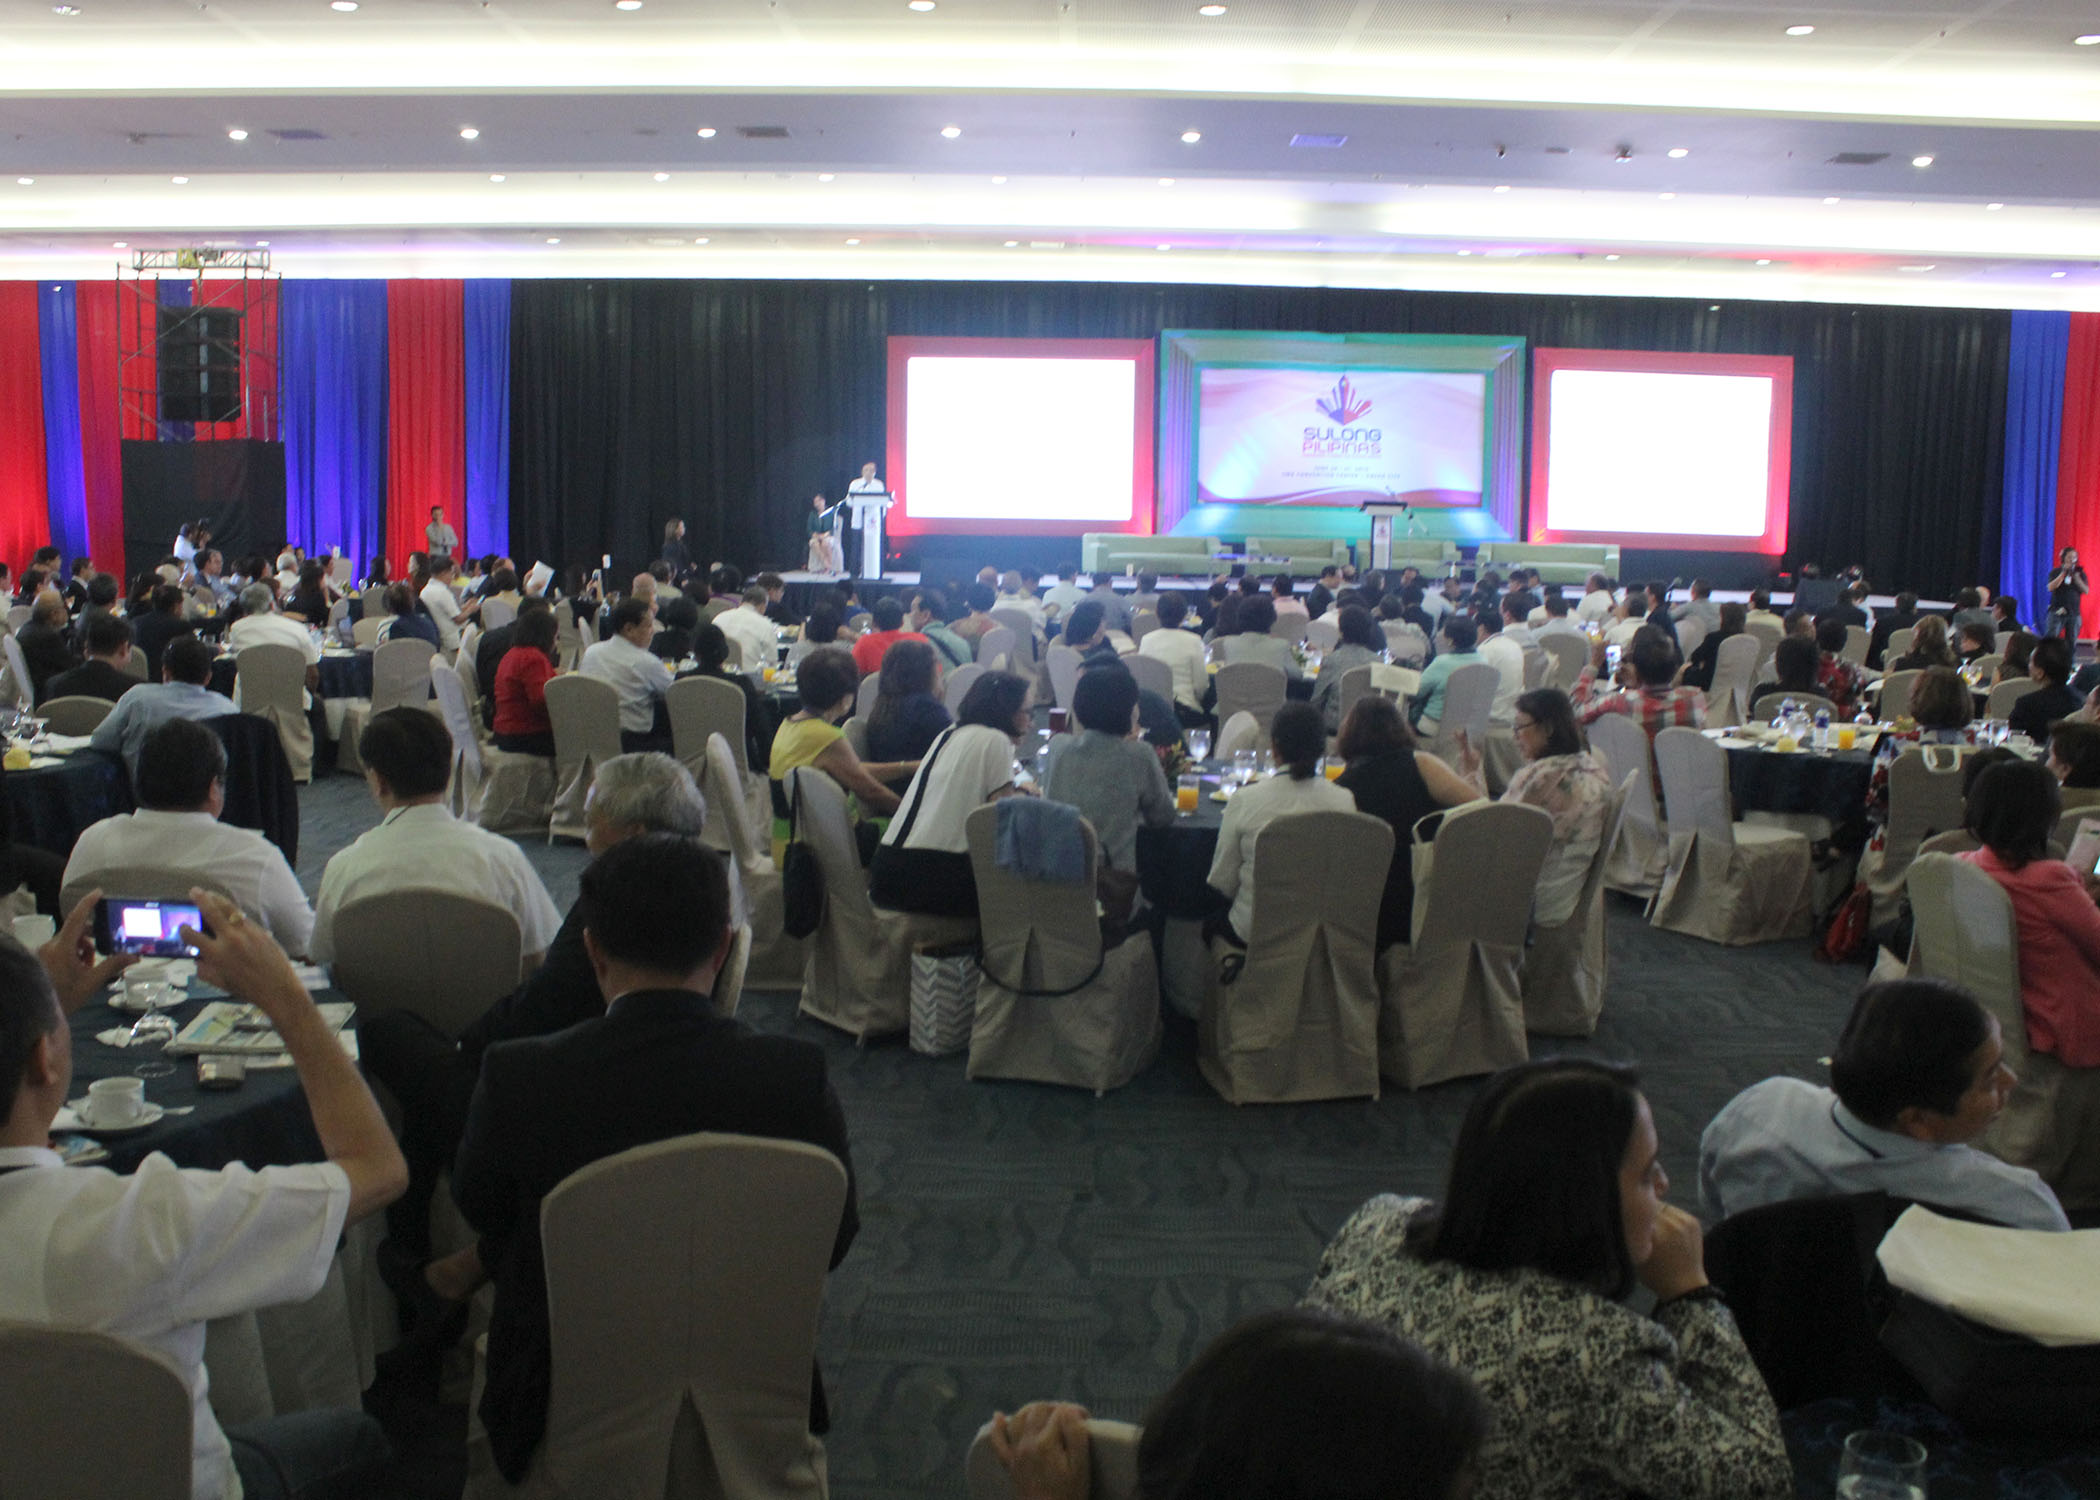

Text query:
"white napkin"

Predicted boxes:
[[1877, 1204, 2100, 1347], [43, 733, 95, 752]]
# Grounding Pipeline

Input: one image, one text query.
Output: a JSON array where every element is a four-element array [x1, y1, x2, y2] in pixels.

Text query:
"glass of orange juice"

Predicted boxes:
[[1176, 773, 1200, 812], [1835, 723, 1857, 751], [1323, 755, 1345, 781]]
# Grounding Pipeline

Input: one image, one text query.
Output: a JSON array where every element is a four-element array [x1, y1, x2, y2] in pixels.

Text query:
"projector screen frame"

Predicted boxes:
[[883, 335, 1157, 539], [1528, 347, 1794, 557]]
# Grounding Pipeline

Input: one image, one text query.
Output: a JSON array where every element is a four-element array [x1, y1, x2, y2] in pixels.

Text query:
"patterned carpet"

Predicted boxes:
[[297, 775, 1867, 1498]]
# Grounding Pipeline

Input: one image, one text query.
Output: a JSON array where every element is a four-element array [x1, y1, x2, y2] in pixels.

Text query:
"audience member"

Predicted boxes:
[[1995, 629, 2037, 686], [850, 596, 930, 677], [1642, 580, 1681, 652], [1956, 619, 1995, 664], [1890, 613, 1957, 672], [1868, 591, 1921, 668], [1701, 979, 2067, 1231], [1335, 697, 1483, 949], [491, 606, 561, 756], [1042, 567, 1087, 620], [2048, 719, 2100, 791], [226, 582, 322, 707], [2008, 635, 2082, 741], [1270, 573, 1307, 620], [1309, 606, 1383, 734], [1670, 578, 1721, 636], [1305, 1058, 1792, 1500], [1085, 574, 1133, 634], [16, 588, 78, 704], [716, 584, 779, 675], [1042, 664, 1174, 877], [419, 556, 478, 652], [869, 670, 1032, 919], [1208, 703, 1355, 944], [1059, 599, 1121, 668], [1534, 590, 1583, 644], [1572, 630, 1706, 737], [648, 593, 700, 662], [1139, 591, 1208, 721], [88, 637, 237, 778], [1951, 587, 1994, 633], [1473, 608, 1523, 724], [582, 596, 675, 752], [281, 558, 334, 625], [997, 571, 1047, 629], [1813, 615, 1868, 715], [864, 638, 952, 789], [1217, 597, 1303, 682], [1679, 602, 1746, 692], [378, 581, 442, 648], [767, 645, 911, 821], [1411, 615, 1481, 734], [952, 582, 1001, 646], [1575, 572, 1614, 625], [1602, 591, 1645, 648], [910, 588, 973, 669], [684, 621, 778, 773], [1502, 688, 1613, 925], [1861, 667, 1972, 852], [44, 610, 135, 703]]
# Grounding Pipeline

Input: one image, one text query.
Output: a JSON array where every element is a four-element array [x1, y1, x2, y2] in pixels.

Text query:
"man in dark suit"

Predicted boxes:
[[452, 834, 857, 1486], [16, 590, 80, 706], [1867, 591, 1920, 670], [2009, 636, 2084, 742], [131, 584, 195, 682], [45, 612, 139, 704]]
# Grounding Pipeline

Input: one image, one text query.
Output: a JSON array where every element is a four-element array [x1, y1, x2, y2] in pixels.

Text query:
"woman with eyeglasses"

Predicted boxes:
[[1502, 688, 1613, 925]]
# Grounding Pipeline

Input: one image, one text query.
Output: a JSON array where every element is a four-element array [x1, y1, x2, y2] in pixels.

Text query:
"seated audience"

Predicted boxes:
[[1573, 629, 1706, 737], [69, 570, 121, 652], [1669, 578, 1721, 636], [951, 582, 1001, 647], [1502, 688, 1613, 925], [1577, 571, 1615, 624], [989, 1308, 1486, 1500], [1474, 609, 1524, 724], [474, 595, 546, 705], [1783, 607, 1815, 641], [1862, 667, 1972, 851], [648, 593, 699, 662], [1993, 593, 2024, 635], [1208, 702, 1356, 944], [1139, 591, 1209, 720], [686, 621, 778, 772], [45, 611, 137, 703], [910, 588, 973, 670], [1812, 616, 1868, 715], [582, 596, 674, 753], [996, 571, 1046, 630], [1311, 605, 1385, 734], [1957, 619, 1996, 664], [1679, 602, 1746, 692], [2008, 635, 2082, 742], [1042, 566, 1086, 620], [1058, 599, 1121, 667], [1641, 580, 1681, 652], [88, 636, 238, 779], [17, 588, 78, 704], [1271, 573, 1307, 620], [419, 556, 478, 652], [1305, 1058, 1793, 1500], [66, 718, 316, 955], [1411, 615, 1481, 733], [281, 558, 335, 625], [1890, 613, 1957, 673], [1701, 978, 2067, 1231], [758, 572, 796, 626], [1995, 629, 2038, 686], [2048, 719, 2100, 793], [492, 606, 561, 756], [1602, 591, 1645, 648], [1086, 574, 1133, 634], [802, 603, 850, 647], [1335, 696, 1483, 949], [1751, 634, 1823, 711], [0, 892, 404, 1500], [869, 670, 1032, 920], [716, 584, 779, 675], [1042, 664, 1174, 877], [226, 582, 322, 706], [1868, 591, 1921, 668], [378, 581, 442, 649], [453, 834, 857, 1486], [850, 596, 929, 676], [767, 645, 911, 819], [309, 708, 561, 966], [863, 638, 951, 789], [1534, 590, 1584, 643], [1217, 598, 1302, 680]]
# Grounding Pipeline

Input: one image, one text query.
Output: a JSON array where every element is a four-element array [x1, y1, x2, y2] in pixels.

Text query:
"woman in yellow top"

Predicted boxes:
[[769, 645, 921, 823]]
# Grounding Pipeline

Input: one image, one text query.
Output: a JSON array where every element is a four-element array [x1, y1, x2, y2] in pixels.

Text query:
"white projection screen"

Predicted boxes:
[[884, 336, 1157, 538], [1528, 349, 1794, 555]]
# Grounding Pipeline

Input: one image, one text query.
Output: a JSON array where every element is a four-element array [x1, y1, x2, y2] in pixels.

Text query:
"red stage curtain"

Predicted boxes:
[[74, 281, 127, 578], [2057, 313, 2100, 635], [386, 280, 465, 573], [0, 283, 51, 571]]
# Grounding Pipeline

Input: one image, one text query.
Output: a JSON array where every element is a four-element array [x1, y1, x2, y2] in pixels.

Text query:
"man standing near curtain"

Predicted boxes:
[[426, 505, 459, 564]]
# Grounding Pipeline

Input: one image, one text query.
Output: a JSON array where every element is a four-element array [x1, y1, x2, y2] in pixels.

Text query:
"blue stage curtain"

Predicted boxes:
[[36, 282, 90, 563], [281, 280, 388, 570], [463, 279, 511, 559], [2001, 310, 2071, 623]]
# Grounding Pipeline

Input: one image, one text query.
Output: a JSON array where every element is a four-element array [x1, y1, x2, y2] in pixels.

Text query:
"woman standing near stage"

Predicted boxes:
[[2045, 547, 2089, 643], [807, 494, 838, 575]]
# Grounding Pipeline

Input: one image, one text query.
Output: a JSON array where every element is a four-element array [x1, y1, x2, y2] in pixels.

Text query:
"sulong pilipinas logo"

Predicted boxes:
[[1306, 374, 1380, 454], [1316, 374, 1373, 425]]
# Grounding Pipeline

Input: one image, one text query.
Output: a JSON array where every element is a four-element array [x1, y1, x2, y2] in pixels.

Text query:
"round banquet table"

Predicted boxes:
[[1136, 765, 1232, 922], [3, 748, 133, 858], [1721, 739, 1874, 847]]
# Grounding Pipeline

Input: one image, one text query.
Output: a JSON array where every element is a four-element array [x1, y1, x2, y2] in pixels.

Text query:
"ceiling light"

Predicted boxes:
[[990, 175, 1006, 184], [51, 4, 79, 12], [112, 241, 126, 248], [170, 176, 187, 184], [256, 239, 269, 246], [329, 1, 357, 9], [1159, 177, 1174, 187], [1003, 240, 1018, 247], [489, 174, 505, 182], [1155, 243, 1171, 251], [1658, 191, 1675, 199], [1614, 147, 1632, 164], [653, 171, 670, 181], [227, 128, 248, 141], [1197, 3, 1226, 13], [1784, 24, 1814, 35], [1456, 250, 1472, 256], [845, 237, 860, 245], [1492, 184, 1510, 193], [1180, 130, 1202, 144], [1987, 202, 2005, 210], [1667, 147, 1689, 159], [696, 127, 716, 139], [459, 127, 480, 140], [1604, 254, 1619, 261], [2052, 270, 2069, 277], [1756, 258, 1772, 265], [940, 124, 961, 140], [1911, 154, 1934, 168], [2076, 34, 2100, 44], [14, 178, 31, 186], [545, 236, 560, 243], [1899, 264, 1936, 272], [908, 0, 936, 9], [614, 0, 642, 8], [817, 173, 834, 182], [1822, 196, 1841, 204]]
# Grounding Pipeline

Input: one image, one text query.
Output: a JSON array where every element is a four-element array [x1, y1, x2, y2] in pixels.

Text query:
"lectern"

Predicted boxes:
[[1361, 499, 1413, 572], [846, 490, 893, 580]]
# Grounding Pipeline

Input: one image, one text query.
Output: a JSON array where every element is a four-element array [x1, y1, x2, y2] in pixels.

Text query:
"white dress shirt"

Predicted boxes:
[[1042, 582, 1087, 618], [419, 579, 465, 652], [715, 604, 778, 678], [580, 635, 674, 734], [1577, 588, 1615, 624], [309, 801, 562, 964], [1205, 774, 1356, 941], [66, 809, 316, 956], [1475, 632, 1525, 723], [0, 1147, 349, 1500], [226, 611, 321, 711], [1537, 616, 1588, 644], [880, 724, 1018, 853], [1140, 625, 1209, 710]]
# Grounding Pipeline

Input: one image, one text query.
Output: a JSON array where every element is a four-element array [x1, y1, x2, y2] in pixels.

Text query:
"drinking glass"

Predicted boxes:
[[1232, 748, 1257, 784], [1835, 1430, 1926, 1500], [1323, 755, 1346, 781], [1186, 728, 1212, 763], [1176, 773, 1200, 813]]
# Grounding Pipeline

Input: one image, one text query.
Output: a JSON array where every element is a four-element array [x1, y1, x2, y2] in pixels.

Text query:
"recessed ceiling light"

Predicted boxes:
[[1987, 202, 2005, 210], [817, 173, 834, 182], [1899, 263, 1936, 272], [545, 236, 560, 243], [1156, 243, 1171, 251], [614, 0, 642, 8], [1492, 184, 1510, 193], [1658, 191, 1675, 199], [1755, 258, 1772, 265], [171, 176, 187, 184], [1003, 240, 1018, 247], [1784, 24, 1814, 35], [489, 174, 505, 182], [459, 127, 480, 140], [227, 128, 248, 141], [653, 171, 670, 181], [940, 124, 962, 140], [329, 1, 357, 10], [845, 237, 860, 245], [2052, 270, 2069, 277], [1822, 196, 1841, 204], [256, 239, 269, 246], [696, 127, 716, 139], [112, 241, 126, 248], [1911, 154, 1934, 168], [1159, 177, 1175, 187], [1604, 254, 1619, 261], [1667, 147, 1689, 159], [2076, 33, 2100, 44], [1197, 3, 1226, 13], [14, 177, 31, 186], [908, 0, 936, 9], [990, 175, 1006, 184], [51, 4, 79, 12], [1614, 147, 1633, 164], [1456, 250, 1472, 256], [1180, 130, 1202, 144]]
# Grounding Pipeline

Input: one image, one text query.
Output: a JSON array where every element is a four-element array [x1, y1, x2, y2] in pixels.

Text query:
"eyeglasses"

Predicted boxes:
[[1513, 718, 1539, 733]]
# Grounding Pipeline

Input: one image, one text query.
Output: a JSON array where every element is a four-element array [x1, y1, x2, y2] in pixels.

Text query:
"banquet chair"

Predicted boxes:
[[351, 615, 383, 648], [1674, 615, 1708, 665], [1212, 661, 1287, 744], [1750, 691, 1836, 721], [0, 632, 34, 712], [1745, 617, 1784, 674], [1125, 650, 1173, 704], [721, 636, 745, 671], [1380, 620, 1429, 666], [976, 625, 1018, 669], [1379, 800, 1551, 1088], [965, 1418, 1141, 1500], [1269, 612, 1311, 644], [963, 804, 1161, 1095], [434, 663, 555, 834], [38, 694, 112, 734], [989, 609, 1039, 665], [235, 641, 315, 783], [3, 604, 31, 634], [60, 866, 234, 917], [1984, 677, 2041, 721], [1129, 609, 1159, 644], [788, 766, 924, 1041], [784, 636, 817, 668], [545, 674, 623, 844], [703, 734, 807, 988], [669, 675, 772, 838], [1336, 664, 1378, 731], [1649, 726, 1815, 945], [360, 583, 388, 618], [1044, 643, 1083, 708], [712, 922, 752, 1020], [1860, 745, 1967, 925], [1995, 629, 2016, 655], [0, 1323, 192, 1500], [555, 606, 588, 670], [337, 636, 439, 776], [854, 674, 882, 721], [1520, 777, 1631, 1038], [1708, 634, 1762, 728], [332, 889, 524, 1037], [841, 716, 870, 759], [1876, 669, 1923, 724], [1907, 853, 2100, 1212], [324, 594, 349, 637], [1587, 713, 1667, 899], [463, 1134, 846, 1500], [1298, 618, 1337, 653], [1199, 809, 1390, 1104], [1423, 661, 1497, 769], [429, 663, 484, 815], [122, 648, 150, 680], [1883, 626, 1916, 665], [1967, 653, 2003, 683], [1842, 625, 1871, 666], [1214, 710, 1261, 762], [457, 623, 481, 673], [941, 662, 984, 714], [1542, 633, 1588, 691], [480, 597, 518, 630], [1522, 649, 1551, 689]]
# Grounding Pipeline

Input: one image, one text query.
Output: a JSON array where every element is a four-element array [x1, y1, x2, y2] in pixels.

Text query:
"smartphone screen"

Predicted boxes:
[[1605, 643, 1622, 676], [97, 898, 205, 958]]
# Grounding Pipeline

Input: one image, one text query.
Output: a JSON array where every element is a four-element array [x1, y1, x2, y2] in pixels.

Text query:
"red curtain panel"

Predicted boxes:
[[385, 279, 465, 572], [0, 282, 51, 571], [74, 280, 128, 578], [2056, 313, 2100, 635]]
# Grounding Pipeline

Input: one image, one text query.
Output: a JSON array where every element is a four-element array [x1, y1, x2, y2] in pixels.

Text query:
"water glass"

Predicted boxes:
[[1232, 748, 1257, 784], [1836, 1429, 1927, 1500], [1186, 728, 1212, 763]]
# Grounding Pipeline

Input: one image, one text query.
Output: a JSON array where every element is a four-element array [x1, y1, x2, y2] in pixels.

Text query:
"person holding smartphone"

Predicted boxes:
[[2045, 547, 2089, 643]]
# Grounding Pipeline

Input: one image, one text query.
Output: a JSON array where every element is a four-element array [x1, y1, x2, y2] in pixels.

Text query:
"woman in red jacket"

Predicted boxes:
[[492, 607, 560, 756]]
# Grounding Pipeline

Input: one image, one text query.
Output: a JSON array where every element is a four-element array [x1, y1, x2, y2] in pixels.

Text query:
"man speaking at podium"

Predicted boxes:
[[845, 461, 891, 581]]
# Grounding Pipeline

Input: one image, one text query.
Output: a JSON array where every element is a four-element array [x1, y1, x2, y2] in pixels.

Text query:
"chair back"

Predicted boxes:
[[545, 673, 624, 841], [1521, 648, 1550, 690], [701, 733, 769, 869], [666, 674, 751, 778], [989, 609, 1037, 664], [0, 1323, 192, 1500], [1968, 653, 2003, 683], [1412, 800, 1555, 950], [1885, 626, 1915, 663], [1750, 690, 1836, 721], [976, 625, 1017, 668], [1303, 617, 1339, 651], [1842, 625, 1870, 665], [0, 632, 32, 711], [1044, 643, 1083, 708], [1380, 620, 1428, 666], [1214, 710, 1260, 761], [430, 663, 485, 808], [371, 636, 437, 713], [965, 1419, 1142, 1500], [1906, 854, 2022, 1034], [1427, 661, 1497, 762], [1337, 663, 1377, 729], [1125, 651, 1172, 703], [712, 923, 752, 1020], [1519, 777, 1631, 1039], [234, 641, 306, 717], [4, 604, 30, 633], [1213, 660, 1287, 740], [332, 889, 523, 1036], [841, 715, 870, 759], [1674, 615, 1708, 664], [351, 615, 384, 648], [555, 604, 588, 669], [855, 674, 883, 721], [1745, 616, 1784, 673], [1883, 746, 1969, 872], [324, 594, 349, 630], [61, 865, 234, 915], [1129, 609, 1159, 644], [122, 648, 150, 680], [1995, 630, 2016, 655], [1709, 633, 1762, 726], [942, 662, 985, 715], [480, 597, 517, 629], [39, 694, 113, 734], [965, 804, 1102, 994], [1652, 726, 1737, 847], [1587, 711, 1661, 836], [1876, 670, 1923, 723], [1269, 612, 1310, 643], [361, 584, 389, 619], [536, 1134, 846, 1500], [1984, 677, 2041, 721], [457, 622, 481, 670], [1541, 633, 1587, 690]]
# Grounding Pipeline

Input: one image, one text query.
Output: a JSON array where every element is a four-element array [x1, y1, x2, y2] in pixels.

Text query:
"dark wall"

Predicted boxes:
[[121, 439, 286, 580], [508, 280, 2008, 602]]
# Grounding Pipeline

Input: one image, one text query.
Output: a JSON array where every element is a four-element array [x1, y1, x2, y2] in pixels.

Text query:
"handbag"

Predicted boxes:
[[781, 772, 824, 939], [1814, 882, 1873, 964], [867, 729, 980, 918], [1881, 1288, 2100, 1439], [909, 941, 980, 1056]]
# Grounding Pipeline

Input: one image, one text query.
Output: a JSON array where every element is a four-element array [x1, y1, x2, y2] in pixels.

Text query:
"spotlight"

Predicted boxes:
[[1180, 130, 1201, 144], [696, 127, 717, 138], [941, 124, 962, 139], [459, 127, 480, 140], [227, 128, 248, 141]]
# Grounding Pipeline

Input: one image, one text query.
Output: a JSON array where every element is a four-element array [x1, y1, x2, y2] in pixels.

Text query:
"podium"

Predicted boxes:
[[1361, 500, 1412, 573], [846, 488, 893, 580]]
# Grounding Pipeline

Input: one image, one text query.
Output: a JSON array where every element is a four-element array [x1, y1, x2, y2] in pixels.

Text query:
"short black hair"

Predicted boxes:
[[1815, 615, 1850, 654], [965, 582, 996, 613], [1072, 662, 1139, 734], [1156, 590, 1188, 628], [1965, 758, 2059, 867], [1543, 591, 1570, 617], [803, 606, 842, 644], [871, 596, 905, 631], [710, 564, 744, 595], [1137, 571, 1158, 590], [578, 833, 731, 976], [1502, 590, 1538, 621], [135, 717, 227, 810], [1272, 573, 1295, 595], [515, 608, 560, 653], [647, 560, 672, 584], [912, 587, 948, 621], [795, 646, 860, 716], [87, 573, 119, 608], [2051, 720, 2100, 788], [2032, 635, 2072, 685], [1440, 615, 1477, 653], [1063, 599, 1106, 645], [1957, 588, 1982, 610], [1629, 630, 1678, 687], [161, 634, 212, 685], [1271, 701, 1325, 779], [1335, 604, 1382, 652], [153, 583, 185, 614], [1831, 980, 1994, 1129], [357, 706, 454, 800], [692, 622, 730, 672], [1773, 635, 1820, 690], [0, 936, 60, 1123], [610, 596, 653, 635], [957, 670, 1030, 732], [1237, 597, 1277, 636], [84, 612, 133, 656]]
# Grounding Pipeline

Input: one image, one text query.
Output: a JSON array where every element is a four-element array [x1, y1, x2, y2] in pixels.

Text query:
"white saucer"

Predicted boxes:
[[56, 1101, 167, 1136]]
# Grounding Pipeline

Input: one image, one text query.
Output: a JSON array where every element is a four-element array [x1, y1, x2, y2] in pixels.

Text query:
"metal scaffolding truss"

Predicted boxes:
[[117, 247, 282, 442]]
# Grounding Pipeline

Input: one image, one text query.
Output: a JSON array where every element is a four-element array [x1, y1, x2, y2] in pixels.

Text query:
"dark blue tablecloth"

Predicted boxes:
[[3, 750, 133, 858], [1783, 1396, 2100, 1498], [1726, 744, 1874, 848], [209, 651, 372, 701], [1137, 769, 1228, 922]]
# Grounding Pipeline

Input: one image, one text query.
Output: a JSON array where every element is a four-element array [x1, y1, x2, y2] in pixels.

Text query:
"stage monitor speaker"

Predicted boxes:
[[157, 305, 244, 424]]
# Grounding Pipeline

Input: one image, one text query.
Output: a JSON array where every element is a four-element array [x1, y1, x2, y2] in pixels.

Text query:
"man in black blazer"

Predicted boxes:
[[16, 590, 80, 705], [452, 834, 857, 1486], [44, 611, 137, 704], [2009, 636, 2084, 743]]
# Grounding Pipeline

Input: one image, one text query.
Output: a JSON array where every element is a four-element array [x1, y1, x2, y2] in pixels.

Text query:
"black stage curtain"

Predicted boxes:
[[507, 280, 2008, 601], [121, 438, 287, 580]]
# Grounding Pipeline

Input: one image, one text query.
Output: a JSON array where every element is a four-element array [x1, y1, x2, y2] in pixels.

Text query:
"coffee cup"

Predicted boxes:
[[86, 1076, 145, 1127], [10, 914, 55, 949]]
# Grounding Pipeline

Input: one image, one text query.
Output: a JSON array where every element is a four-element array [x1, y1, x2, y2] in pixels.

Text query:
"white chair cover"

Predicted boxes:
[[703, 734, 806, 989], [467, 1135, 845, 1500], [1649, 726, 1814, 945], [545, 674, 623, 844], [1424, 662, 1497, 767], [789, 766, 920, 1041], [1843, 625, 1871, 665], [555, 606, 588, 670], [1708, 633, 1762, 728], [989, 610, 1039, 669], [361, 584, 389, 619], [1303, 617, 1339, 651], [1380, 620, 1429, 666], [1380, 800, 1551, 1087], [1860, 745, 1968, 922], [1586, 713, 1666, 897], [351, 615, 383, 648], [1541, 633, 1587, 691], [975, 625, 1017, 668], [1984, 678, 2042, 721], [1044, 644, 1083, 709], [1129, 609, 1159, 644], [1994, 630, 2017, 655], [942, 663, 984, 714], [965, 1419, 1141, 1500], [480, 597, 518, 629], [1125, 651, 1173, 704], [1907, 854, 2100, 1211], [1213, 710, 1261, 762], [1521, 648, 1551, 690], [963, 805, 1161, 1095], [1745, 617, 1784, 674], [372, 636, 437, 712], [1520, 779, 1630, 1038], [1199, 809, 1389, 1104], [1212, 661, 1287, 742], [0, 632, 30, 712], [854, 675, 882, 721], [1674, 615, 1708, 665], [39, 694, 113, 734], [431, 664, 486, 817], [0, 1323, 192, 1500], [235, 642, 314, 783], [1269, 613, 1311, 643], [668, 675, 771, 840], [122, 649, 150, 680], [841, 716, 869, 760], [1750, 690, 1836, 721], [1336, 664, 1376, 731], [1876, 669, 1923, 724], [457, 623, 481, 673], [331, 889, 523, 1037], [713, 924, 752, 1020], [1884, 626, 1916, 664]]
